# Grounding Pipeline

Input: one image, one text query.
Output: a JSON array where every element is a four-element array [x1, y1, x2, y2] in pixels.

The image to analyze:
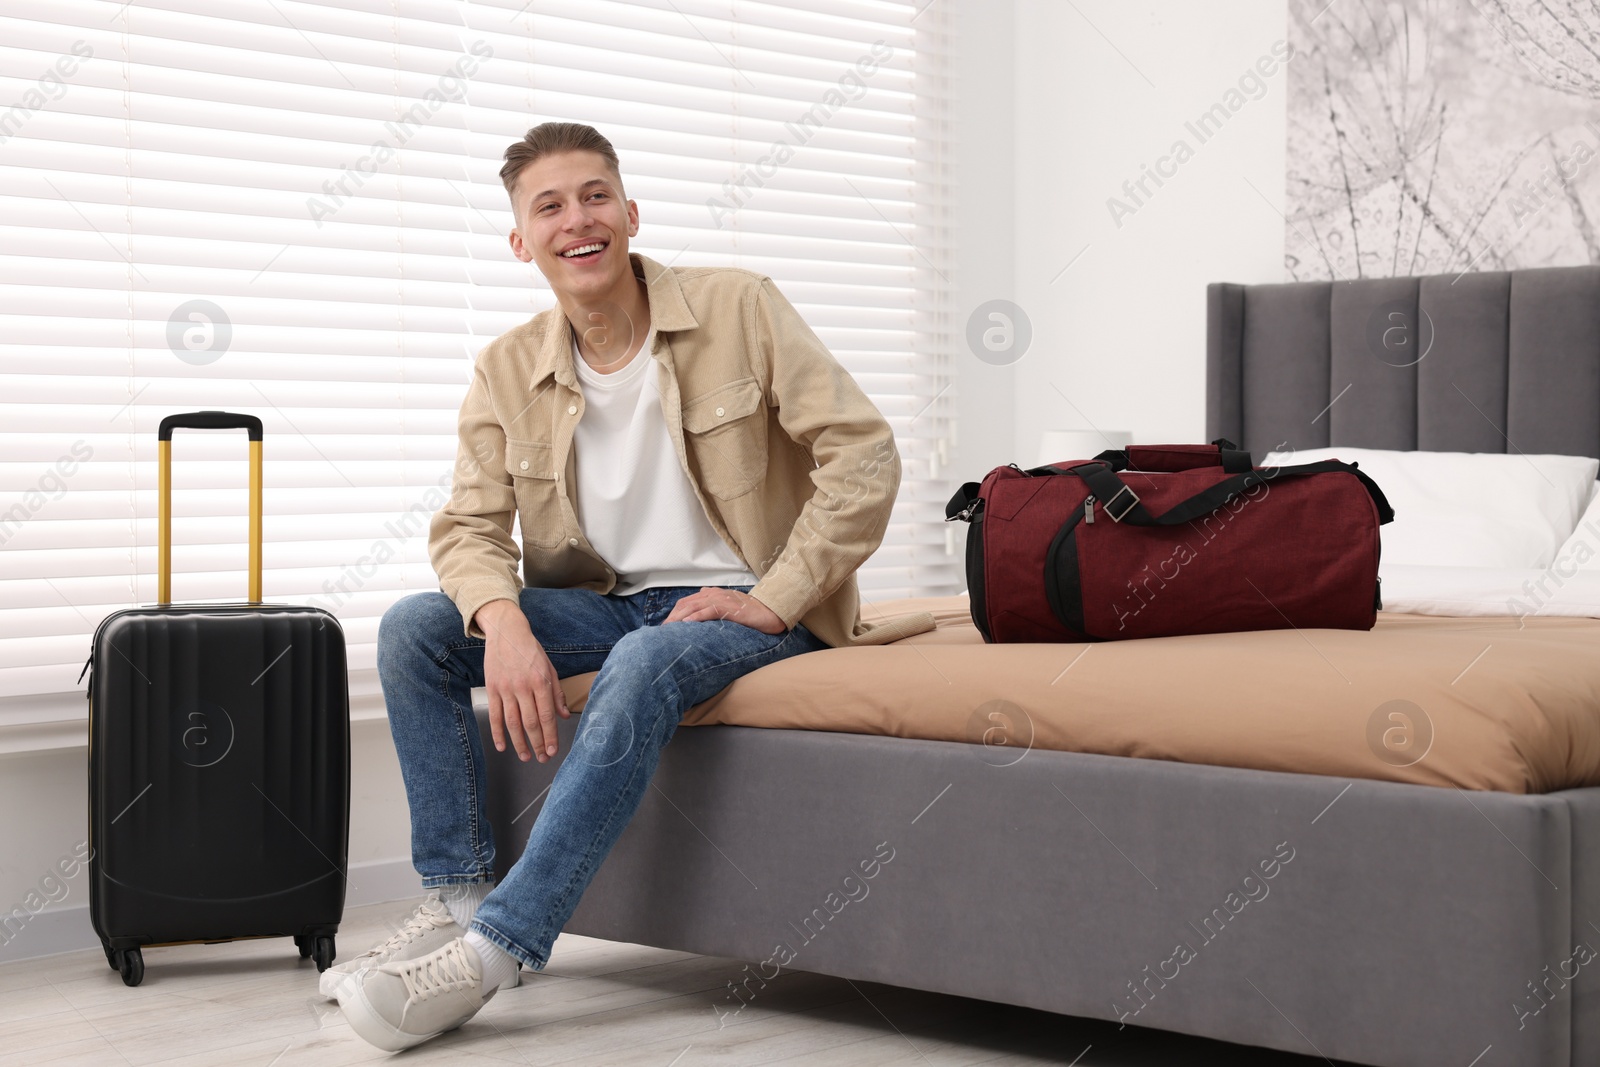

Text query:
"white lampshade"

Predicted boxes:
[[1036, 429, 1133, 468]]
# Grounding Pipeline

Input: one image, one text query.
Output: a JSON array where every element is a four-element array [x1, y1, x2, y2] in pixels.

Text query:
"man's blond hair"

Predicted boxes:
[[500, 122, 623, 200]]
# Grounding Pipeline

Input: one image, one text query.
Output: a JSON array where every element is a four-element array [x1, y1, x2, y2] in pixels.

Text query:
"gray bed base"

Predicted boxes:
[[479, 710, 1600, 1067], [470, 264, 1600, 1067]]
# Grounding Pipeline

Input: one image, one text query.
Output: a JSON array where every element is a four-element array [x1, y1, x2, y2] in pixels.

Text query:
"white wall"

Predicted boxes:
[[1007, 0, 1289, 458], [0, 744, 89, 956], [948, 0, 1018, 481]]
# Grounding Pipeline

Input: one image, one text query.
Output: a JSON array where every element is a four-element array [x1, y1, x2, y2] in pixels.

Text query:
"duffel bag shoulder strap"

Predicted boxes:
[[1071, 459, 1395, 527], [947, 461, 1034, 521], [946, 481, 983, 521]]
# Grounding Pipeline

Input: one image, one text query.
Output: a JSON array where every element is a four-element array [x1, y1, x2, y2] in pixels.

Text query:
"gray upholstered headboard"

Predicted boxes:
[[1206, 265, 1600, 460]]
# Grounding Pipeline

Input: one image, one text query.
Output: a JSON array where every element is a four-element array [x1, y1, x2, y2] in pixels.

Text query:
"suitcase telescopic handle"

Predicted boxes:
[[157, 411, 264, 605]]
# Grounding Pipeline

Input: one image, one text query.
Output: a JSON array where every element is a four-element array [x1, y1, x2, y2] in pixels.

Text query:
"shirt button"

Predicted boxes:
[[567, 404, 578, 415], [715, 406, 725, 417], [519, 460, 529, 471], [569, 537, 579, 547]]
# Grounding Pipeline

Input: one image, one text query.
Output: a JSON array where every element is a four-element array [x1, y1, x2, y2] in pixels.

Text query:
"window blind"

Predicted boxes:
[[0, 0, 956, 737]]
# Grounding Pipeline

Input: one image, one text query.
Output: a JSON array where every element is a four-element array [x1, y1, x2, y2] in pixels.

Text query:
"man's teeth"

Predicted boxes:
[[561, 243, 606, 258]]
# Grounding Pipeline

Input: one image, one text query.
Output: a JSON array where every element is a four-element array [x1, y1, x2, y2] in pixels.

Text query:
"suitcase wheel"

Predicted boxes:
[[295, 934, 312, 959], [114, 948, 144, 987], [312, 935, 336, 973], [103, 943, 118, 972]]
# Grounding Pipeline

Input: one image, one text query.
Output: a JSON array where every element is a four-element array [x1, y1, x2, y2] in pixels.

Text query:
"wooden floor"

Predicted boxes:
[[0, 899, 1349, 1066]]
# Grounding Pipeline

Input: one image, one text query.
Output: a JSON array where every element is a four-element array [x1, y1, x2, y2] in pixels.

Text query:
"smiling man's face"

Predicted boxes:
[[508, 150, 639, 305]]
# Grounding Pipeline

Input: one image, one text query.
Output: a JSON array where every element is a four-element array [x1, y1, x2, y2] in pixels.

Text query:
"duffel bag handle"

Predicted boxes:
[[1094, 439, 1252, 474], [1071, 459, 1395, 527]]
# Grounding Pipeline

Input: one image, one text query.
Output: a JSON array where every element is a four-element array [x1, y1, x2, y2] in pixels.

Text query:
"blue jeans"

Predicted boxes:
[[376, 584, 829, 970]]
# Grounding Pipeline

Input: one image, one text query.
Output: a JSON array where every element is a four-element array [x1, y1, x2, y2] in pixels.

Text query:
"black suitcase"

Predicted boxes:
[[84, 411, 350, 987]]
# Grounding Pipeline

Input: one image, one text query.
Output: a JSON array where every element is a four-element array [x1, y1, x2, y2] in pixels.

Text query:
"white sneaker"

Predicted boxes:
[[318, 897, 519, 1000], [338, 937, 495, 1052]]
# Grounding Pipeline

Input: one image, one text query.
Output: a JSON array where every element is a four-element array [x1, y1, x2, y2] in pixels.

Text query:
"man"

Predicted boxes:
[[331, 122, 934, 1051]]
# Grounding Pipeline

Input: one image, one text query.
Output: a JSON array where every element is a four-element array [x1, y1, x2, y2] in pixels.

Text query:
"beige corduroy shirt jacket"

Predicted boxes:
[[428, 252, 937, 650]]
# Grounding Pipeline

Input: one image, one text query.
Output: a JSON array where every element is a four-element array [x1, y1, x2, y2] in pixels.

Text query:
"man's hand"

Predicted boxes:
[[663, 588, 787, 634], [475, 599, 570, 764]]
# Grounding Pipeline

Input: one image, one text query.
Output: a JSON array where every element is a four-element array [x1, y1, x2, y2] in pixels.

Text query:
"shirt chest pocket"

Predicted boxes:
[[680, 378, 768, 500], [503, 438, 565, 548]]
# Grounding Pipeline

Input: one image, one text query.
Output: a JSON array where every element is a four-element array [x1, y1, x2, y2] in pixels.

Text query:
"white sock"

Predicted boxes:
[[464, 930, 520, 990], [439, 882, 492, 929]]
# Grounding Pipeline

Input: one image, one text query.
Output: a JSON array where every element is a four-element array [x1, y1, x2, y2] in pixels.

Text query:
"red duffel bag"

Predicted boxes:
[[945, 441, 1395, 643]]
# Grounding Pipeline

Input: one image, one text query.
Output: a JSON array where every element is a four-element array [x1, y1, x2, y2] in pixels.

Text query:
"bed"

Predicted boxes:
[[475, 264, 1600, 1067]]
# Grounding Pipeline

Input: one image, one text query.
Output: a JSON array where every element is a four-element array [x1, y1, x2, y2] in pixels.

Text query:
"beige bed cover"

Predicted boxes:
[[553, 596, 1600, 794]]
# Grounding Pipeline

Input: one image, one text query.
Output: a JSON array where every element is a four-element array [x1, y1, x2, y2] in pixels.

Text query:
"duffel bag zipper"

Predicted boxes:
[[1083, 495, 1095, 524]]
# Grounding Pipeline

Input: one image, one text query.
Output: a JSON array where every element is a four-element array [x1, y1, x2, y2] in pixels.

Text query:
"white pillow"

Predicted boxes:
[[1551, 482, 1600, 572], [1259, 447, 1598, 570]]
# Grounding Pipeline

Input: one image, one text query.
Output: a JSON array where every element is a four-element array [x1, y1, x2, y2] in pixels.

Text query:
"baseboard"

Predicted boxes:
[[0, 856, 423, 966]]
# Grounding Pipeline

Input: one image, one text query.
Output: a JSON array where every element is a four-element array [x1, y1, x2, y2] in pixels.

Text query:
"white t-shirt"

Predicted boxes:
[[572, 327, 758, 595]]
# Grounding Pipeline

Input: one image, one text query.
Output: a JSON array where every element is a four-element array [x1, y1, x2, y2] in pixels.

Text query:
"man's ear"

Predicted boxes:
[[505, 192, 530, 261], [508, 222, 531, 263]]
